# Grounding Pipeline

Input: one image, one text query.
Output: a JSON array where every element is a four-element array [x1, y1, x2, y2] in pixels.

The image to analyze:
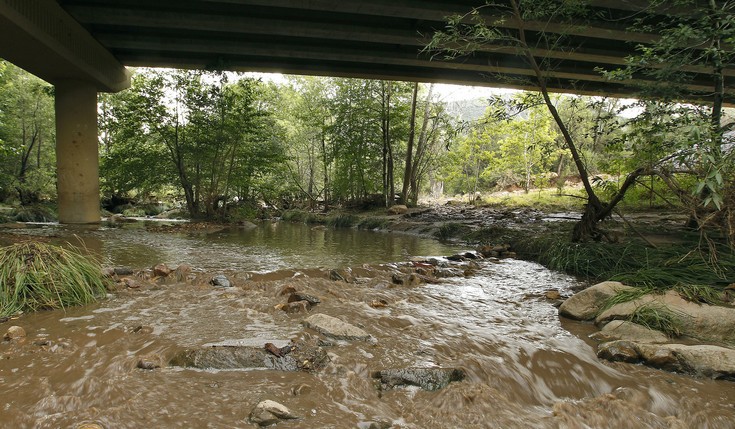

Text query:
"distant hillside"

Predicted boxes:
[[444, 98, 489, 122]]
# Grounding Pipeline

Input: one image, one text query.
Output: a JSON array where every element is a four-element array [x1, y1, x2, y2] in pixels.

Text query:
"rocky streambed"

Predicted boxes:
[[2, 252, 735, 428]]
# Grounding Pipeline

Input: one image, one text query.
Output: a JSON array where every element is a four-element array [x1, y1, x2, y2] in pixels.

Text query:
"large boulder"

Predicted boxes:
[[559, 281, 634, 321], [302, 313, 372, 341], [597, 340, 735, 379], [596, 290, 735, 344], [591, 320, 670, 344]]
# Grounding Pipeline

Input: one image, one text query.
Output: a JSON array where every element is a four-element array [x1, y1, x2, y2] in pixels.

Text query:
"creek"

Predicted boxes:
[[0, 221, 734, 428]]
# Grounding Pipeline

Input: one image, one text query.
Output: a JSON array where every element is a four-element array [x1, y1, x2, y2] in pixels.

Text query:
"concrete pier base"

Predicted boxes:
[[55, 80, 100, 224]]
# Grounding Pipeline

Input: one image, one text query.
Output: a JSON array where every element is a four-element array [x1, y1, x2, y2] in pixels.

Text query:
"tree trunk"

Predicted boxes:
[[401, 82, 419, 205]]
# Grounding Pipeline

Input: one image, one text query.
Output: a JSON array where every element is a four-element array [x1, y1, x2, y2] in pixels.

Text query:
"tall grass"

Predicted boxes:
[[516, 233, 734, 289], [0, 242, 111, 318]]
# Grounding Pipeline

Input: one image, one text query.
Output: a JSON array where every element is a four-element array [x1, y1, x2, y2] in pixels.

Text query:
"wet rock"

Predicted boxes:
[[391, 273, 422, 286], [559, 281, 634, 321], [291, 383, 311, 395], [4, 326, 26, 341], [113, 267, 134, 276], [122, 277, 141, 289], [387, 204, 408, 215], [249, 399, 298, 426], [276, 300, 310, 314], [595, 290, 735, 344], [329, 269, 347, 282], [499, 251, 517, 259], [369, 299, 389, 308], [137, 355, 162, 370], [597, 341, 641, 363], [372, 368, 466, 391], [302, 313, 372, 341], [591, 320, 669, 344], [153, 263, 172, 277], [101, 267, 115, 277], [288, 292, 321, 306], [545, 289, 561, 300], [598, 341, 735, 379], [446, 254, 465, 262], [173, 264, 192, 281], [209, 274, 231, 288], [170, 338, 329, 371]]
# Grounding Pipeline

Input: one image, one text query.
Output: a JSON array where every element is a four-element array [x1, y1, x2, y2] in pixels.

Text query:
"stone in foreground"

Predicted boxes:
[[249, 399, 298, 426], [558, 281, 634, 321], [302, 313, 372, 341], [372, 368, 466, 391]]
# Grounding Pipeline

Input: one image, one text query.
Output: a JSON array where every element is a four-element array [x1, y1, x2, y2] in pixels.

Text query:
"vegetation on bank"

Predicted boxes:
[[0, 242, 111, 318]]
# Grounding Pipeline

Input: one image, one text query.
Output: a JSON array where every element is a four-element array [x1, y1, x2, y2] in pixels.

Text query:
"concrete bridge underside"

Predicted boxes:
[[0, 0, 733, 223]]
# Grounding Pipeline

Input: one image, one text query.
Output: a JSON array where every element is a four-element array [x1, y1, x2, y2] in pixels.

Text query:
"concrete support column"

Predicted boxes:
[[55, 80, 100, 224]]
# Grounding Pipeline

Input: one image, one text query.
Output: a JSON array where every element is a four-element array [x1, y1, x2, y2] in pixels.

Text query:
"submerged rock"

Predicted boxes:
[[169, 339, 329, 371], [288, 292, 321, 306], [559, 281, 634, 321], [209, 274, 231, 288], [372, 368, 466, 391], [302, 313, 372, 341], [249, 399, 298, 426], [598, 340, 735, 379]]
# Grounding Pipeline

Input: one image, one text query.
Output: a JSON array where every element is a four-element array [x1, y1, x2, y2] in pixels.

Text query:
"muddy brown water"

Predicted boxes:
[[1, 222, 734, 428]]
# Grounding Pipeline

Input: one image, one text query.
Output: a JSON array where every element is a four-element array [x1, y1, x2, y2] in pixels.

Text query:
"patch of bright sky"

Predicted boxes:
[[243, 71, 643, 117]]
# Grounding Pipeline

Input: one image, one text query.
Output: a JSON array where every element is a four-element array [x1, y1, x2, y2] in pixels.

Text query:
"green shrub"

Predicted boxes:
[[0, 242, 111, 317]]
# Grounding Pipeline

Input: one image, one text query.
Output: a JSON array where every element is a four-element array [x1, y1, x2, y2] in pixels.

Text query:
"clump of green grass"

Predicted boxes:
[[0, 242, 111, 318], [673, 283, 723, 306], [434, 222, 471, 241], [515, 232, 734, 291], [628, 303, 686, 338], [600, 286, 656, 313], [327, 213, 359, 228], [12, 205, 57, 222], [358, 217, 389, 230]]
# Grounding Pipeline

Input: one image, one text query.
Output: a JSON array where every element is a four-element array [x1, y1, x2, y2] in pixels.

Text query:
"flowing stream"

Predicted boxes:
[[1, 222, 734, 428]]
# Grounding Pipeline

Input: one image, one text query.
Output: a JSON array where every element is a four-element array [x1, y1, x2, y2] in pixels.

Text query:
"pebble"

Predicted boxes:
[[4, 326, 26, 341]]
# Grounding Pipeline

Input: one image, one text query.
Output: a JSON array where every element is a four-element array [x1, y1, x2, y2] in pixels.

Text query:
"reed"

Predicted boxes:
[[0, 242, 110, 318]]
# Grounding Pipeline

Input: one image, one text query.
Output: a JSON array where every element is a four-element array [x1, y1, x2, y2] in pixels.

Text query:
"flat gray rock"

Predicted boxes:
[[302, 313, 372, 341]]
